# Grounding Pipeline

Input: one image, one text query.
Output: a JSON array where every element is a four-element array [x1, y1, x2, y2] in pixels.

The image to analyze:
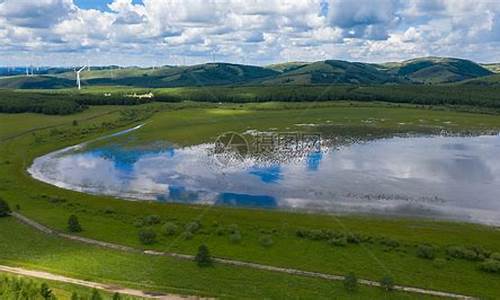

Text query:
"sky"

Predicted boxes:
[[1, 0, 500, 67]]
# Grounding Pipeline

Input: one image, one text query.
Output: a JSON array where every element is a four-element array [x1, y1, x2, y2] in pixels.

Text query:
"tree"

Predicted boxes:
[[67, 215, 82, 233], [112, 292, 122, 300], [40, 283, 53, 300], [0, 198, 11, 217], [380, 275, 395, 291], [195, 244, 212, 267], [138, 228, 157, 245], [343, 273, 358, 292], [162, 222, 178, 236], [91, 289, 103, 300], [71, 292, 79, 300]]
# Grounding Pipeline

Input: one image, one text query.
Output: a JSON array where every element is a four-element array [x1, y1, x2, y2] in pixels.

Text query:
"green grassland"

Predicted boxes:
[[0, 218, 439, 300], [0, 271, 135, 300], [1, 102, 500, 299]]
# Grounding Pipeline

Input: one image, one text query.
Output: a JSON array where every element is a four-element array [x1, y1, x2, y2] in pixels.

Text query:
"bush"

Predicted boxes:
[[0, 198, 11, 217], [446, 246, 481, 261], [379, 238, 400, 248], [346, 233, 361, 244], [433, 258, 447, 269], [138, 228, 157, 245], [229, 232, 242, 244], [343, 273, 358, 292], [328, 236, 347, 247], [259, 235, 274, 248], [416, 245, 435, 260], [227, 224, 239, 234], [67, 215, 82, 233], [112, 293, 122, 300], [195, 244, 212, 267], [91, 289, 103, 300], [491, 252, 500, 261], [162, 222, 178, 236], [180, 231, 193, 240], [215, 226, 226, 236], [479, 259, 500, 274], [143, 215, 161, 225], [185, 221, 201, 233], [40, 283, 53, 299], [379, 275, 394, 291]]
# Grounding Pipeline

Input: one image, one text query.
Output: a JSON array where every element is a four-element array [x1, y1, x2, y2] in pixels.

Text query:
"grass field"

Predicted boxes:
[[0, 271, 133, 300], [0, 218, 435, 299], [1, 102, 500, 299]]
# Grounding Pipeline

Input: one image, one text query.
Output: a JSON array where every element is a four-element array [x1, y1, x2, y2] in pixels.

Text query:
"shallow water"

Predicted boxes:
[[29, 129, 500, 225]]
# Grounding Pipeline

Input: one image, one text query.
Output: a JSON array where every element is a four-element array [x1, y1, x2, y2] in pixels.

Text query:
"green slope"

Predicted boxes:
[[0, 57, 495, 89], [0, 75, 75, 89], [84, 63, 279, 87], [264, 60, 400, 85], [385, 57, 493, 84]]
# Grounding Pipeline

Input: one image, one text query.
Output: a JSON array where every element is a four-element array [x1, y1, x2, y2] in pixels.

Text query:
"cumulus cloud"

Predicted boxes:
[[0, 0, 500, 66]]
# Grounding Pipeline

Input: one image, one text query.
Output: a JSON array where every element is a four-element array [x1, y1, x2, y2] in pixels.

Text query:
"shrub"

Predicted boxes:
[[138, 228, 157, 245], [133, 218, 145, 228], [229, 232, 242, 244], [379, 238, 400, 248], [446, 246, 480, 261], [181, 231, 193, 240], [416, 245, 435, 260], [112, 293, 122, 300], [185, 221, 201, 233], [491, 252, 500, 261], [259, 235, 274, 248], [227, 224, 239, 234], [195, 244, 212, 267], [143, 215, 161, 226], [343, 273, 358, 292], [91, 289, 103, 300], [67, 215, 82, 233], [0, 198, 11, 217], [479, 259, 500, 274], [379, 275, 395, 291], [328, 236, 347, 247], [40, 283, 53, 299], [433, 258, 447, 269], [346, 233, 361, 244], [215, 226, 226, 236], [162, 222, 178, 236]]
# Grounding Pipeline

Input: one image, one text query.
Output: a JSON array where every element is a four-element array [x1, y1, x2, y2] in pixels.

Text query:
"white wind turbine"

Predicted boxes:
[[75, 65, 88, 90]]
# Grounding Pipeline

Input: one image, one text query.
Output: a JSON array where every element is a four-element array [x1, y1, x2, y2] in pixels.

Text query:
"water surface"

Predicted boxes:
[[29, 130, 500, 225]]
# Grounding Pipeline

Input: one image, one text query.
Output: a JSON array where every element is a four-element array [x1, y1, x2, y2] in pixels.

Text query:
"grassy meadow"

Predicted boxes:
[[1, 102, 500, 299]]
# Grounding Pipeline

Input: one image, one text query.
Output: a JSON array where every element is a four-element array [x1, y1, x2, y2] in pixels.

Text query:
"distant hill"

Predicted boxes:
[[383, 57, 493, 84], [481, 63, 500, 73], [0, 75, 74, 89], [79, 63, 279, 88], [265, 62, 311, 73], [457, 74, 500, 87], [264, 60, 399, 85], [0, 57, 495, 89]]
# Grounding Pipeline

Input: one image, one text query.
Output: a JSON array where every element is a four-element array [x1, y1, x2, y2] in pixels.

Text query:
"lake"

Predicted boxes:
[[29, 127, 500, 225]]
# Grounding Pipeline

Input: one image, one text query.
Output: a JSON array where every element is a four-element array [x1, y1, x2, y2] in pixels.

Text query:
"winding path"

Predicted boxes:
[[0, 265, 204, 300], [9, 212, 478, 300]]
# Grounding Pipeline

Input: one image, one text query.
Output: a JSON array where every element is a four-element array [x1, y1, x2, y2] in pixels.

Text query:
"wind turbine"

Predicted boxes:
[[75, 65, 88, 90]]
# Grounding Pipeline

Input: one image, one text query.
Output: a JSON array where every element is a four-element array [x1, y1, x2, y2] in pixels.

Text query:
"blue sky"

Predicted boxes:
[[1, 0, 500, 67]]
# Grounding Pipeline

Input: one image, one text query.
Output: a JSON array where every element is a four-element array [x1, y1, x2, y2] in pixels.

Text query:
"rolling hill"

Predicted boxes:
[[382, 57, 493, 84], [0, 57, 496, 89], [263, 60, 399, 85], [0, 75, 74, 89]]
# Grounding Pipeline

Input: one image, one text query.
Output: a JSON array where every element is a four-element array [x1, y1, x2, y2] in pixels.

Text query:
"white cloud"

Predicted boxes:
[[0, 0, 500, 66]]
